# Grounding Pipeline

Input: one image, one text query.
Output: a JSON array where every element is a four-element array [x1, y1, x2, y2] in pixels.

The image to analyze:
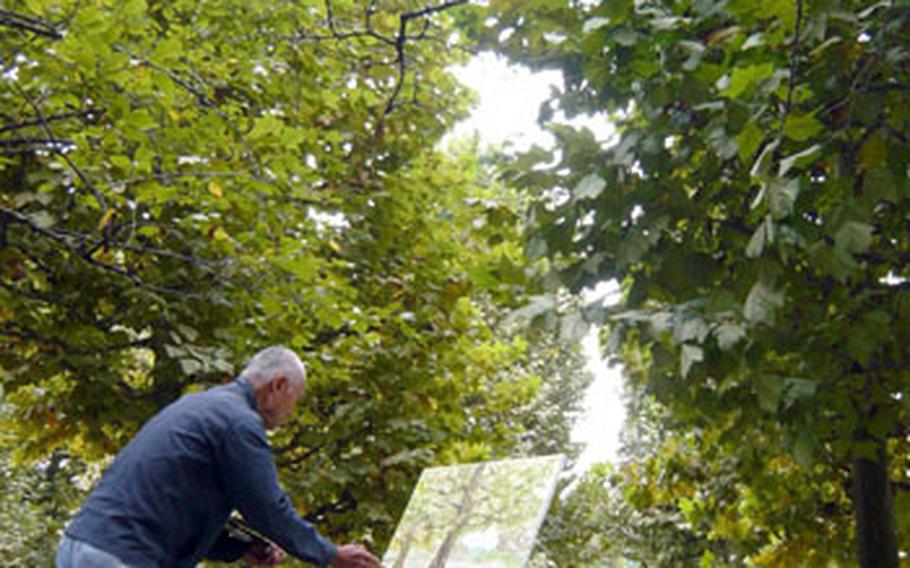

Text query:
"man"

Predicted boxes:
[[57, 346, 381, 568]]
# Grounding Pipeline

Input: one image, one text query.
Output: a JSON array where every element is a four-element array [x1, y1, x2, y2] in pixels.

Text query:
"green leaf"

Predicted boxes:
[[248, 115, 284, 141], [736, 121, 764, 164], [560, 311, 590, 343], [673, 316, 710, 345], [750, 138, 780, 179], [573, 173, 606, 200], [864, 167, 899, 202], [755, 375, 785, 412], [728, 0, 796, 27], [783, 113, 822, 142], [767, 178, 800, 219], [834, 222, 874, 256], [746, 219, 768, 258], [783, 378, 817, 408], [109, 155, 132, 170], [583, 17, 611, 33], [126, 109, 156, 130], [721, 63, 775, 99], [680, 344, 703, 378], [152, 37, 183, 62], [779, 144, 821, 177], [506, 295, 557, 327], [744, 279, 784, 325], [791, 428, 815, 467], [714, 322, 746, 350]]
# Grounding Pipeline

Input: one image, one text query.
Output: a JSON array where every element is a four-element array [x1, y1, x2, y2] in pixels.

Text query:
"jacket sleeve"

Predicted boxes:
[[203, 529, 249, 562], [218, 419, 338, 567]]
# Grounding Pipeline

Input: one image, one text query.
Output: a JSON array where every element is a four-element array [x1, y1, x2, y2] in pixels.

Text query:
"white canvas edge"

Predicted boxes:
[[514, 454, 566, 568]]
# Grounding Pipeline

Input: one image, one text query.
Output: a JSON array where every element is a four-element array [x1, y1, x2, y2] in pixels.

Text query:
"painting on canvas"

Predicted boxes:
[[382, 455, 565, 568]]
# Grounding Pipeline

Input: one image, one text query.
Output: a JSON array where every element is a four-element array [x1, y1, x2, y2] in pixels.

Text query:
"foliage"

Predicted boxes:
[[533, 394, 858, 566], [0, 395, 92, 566], [0, 0, 591, 563], [467, 0, 910, 564]]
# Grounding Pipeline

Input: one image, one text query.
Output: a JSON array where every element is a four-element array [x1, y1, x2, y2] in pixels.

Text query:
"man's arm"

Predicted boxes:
[[218, 420, 338, 566]]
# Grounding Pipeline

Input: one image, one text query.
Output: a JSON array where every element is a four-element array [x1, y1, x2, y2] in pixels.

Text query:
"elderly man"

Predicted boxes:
[[57, 346, 381, 568]]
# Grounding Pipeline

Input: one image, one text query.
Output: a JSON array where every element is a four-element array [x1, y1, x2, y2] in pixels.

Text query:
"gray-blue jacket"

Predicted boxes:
[[65, 379, 337, 567]]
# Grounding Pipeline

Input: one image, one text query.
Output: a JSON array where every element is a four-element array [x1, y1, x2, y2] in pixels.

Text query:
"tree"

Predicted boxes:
[[467, 0, 910, 565], [0, 1, 595, 562]]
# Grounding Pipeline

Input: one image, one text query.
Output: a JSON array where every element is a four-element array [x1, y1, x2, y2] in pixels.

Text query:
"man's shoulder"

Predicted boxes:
[[166, 381, 261, 430]]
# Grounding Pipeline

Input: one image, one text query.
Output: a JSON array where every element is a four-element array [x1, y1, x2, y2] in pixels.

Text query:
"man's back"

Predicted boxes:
[[66, 381, 257, 566]]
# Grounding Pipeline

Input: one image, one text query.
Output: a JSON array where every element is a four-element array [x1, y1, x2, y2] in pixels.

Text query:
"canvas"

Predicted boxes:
[[382, 455, 565, 568]]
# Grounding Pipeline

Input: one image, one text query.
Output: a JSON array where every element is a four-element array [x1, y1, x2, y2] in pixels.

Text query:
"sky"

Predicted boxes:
[[447, 54, 626, 471]]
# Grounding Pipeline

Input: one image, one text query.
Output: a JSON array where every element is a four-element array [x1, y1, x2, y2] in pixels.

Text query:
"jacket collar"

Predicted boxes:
[[236, 377, 257, 410]]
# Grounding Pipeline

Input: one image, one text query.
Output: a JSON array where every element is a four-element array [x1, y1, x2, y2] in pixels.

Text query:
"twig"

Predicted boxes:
[[780, 0, 805, 130], [0, 109, 102, 134], [1, 206, 207, 298], [113, 45, 266, 180], [1, 322, 153, 356], [0, 136, 74, 148], [303, 1, 467, 115], [383, 1, 468, 115], [12, 84, 108, 212]]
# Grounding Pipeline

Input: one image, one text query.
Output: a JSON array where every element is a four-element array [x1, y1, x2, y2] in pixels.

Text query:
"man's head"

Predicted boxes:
[[240, 346, 306, 430]]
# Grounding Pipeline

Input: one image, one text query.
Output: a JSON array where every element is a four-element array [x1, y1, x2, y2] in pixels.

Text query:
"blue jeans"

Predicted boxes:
[[56, 535, 130, 567]]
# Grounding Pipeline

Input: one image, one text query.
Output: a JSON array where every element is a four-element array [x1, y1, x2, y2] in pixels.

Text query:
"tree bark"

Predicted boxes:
[[851, 432, 898, 567]]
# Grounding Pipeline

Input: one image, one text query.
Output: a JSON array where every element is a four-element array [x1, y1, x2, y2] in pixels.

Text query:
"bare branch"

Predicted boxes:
[[384, 0, 468, 115], [402, 0, 469, 22], [290, 1, 468, 115]]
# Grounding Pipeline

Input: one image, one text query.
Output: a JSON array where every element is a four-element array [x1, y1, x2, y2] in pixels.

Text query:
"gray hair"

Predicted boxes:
[[240, 346, 306, 389]]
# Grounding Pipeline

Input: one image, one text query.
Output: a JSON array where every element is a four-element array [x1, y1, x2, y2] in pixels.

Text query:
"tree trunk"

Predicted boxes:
[[851, 432, 898, 567], [393, 530, 413, 568], [428, 463, 487, 568]]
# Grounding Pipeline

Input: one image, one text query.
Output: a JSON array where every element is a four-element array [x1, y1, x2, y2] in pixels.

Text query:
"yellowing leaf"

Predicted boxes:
[[96, 208, 116, 231], [210, 226, 230, 241], [208, 180, 223, 198], [858, 130, 887, 171]]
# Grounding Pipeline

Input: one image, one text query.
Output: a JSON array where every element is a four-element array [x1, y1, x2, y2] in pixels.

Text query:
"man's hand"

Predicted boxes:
[[331, 544, 381, 568], [243, 541, 286, 566]]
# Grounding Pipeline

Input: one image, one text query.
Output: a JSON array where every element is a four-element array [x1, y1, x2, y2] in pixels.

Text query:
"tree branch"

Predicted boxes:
[[0, 109, 103, 135], [12, 84, 108, 212], [780, 0, 805, 129], [1, 322, 153, 356], [0, 9, 62, 39], [1, 206, 209, 298], [290, 1, 467, 116]]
